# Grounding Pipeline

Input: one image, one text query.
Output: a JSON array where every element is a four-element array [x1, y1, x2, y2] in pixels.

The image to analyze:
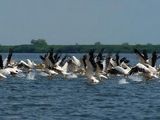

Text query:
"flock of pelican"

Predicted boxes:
[[0, 48, 160, 83]]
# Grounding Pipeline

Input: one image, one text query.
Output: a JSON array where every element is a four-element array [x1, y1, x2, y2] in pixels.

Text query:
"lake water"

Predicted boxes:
[[0, 53, 160, 120]]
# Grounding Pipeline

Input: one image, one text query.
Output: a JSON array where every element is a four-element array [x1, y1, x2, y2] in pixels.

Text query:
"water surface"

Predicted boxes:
[[0, 53, 160, 120]]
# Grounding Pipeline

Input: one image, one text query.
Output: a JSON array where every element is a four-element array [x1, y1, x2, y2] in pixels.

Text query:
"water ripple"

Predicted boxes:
[[0, 76, 160, 119]]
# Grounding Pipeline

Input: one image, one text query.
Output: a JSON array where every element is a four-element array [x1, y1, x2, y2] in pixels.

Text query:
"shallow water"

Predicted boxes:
[[0, 53, 160, 120]]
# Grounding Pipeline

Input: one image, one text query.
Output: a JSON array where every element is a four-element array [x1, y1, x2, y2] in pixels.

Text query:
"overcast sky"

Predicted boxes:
[[0, 0, 160, 45]]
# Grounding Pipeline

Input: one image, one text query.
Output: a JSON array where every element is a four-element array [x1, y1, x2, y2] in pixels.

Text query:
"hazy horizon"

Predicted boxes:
[[1, 0, 160, 45], [2, 40, 155, 46]]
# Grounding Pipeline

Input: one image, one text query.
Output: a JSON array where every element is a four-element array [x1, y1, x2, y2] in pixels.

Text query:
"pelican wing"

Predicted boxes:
[[0, 55, 3, 69], [72, 56, 81, 67]]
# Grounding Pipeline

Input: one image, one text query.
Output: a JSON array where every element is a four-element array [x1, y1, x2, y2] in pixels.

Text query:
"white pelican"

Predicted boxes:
[[129, 63, 158, 79], [83, 50, 100, 84], [0, 52, 21, 78]]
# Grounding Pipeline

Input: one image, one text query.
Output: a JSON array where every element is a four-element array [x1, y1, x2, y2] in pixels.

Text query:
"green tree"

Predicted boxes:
[[31, 39, 48, 46], [121, 42, 129, 46], [94, 41, 101, 46]]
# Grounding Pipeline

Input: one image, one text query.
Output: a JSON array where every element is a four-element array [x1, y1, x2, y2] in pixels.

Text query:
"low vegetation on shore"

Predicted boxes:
[[0, 39, 159, 53]]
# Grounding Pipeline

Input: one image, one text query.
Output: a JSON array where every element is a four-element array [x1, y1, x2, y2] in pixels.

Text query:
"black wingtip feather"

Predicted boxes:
[[0, 54, 3, 69]]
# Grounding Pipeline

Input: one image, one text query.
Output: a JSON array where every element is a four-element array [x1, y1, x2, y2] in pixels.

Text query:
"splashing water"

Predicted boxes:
[[118, 78, 129, 84], [16, 73, 26, 78], [66, 73, 78, 79], [26, 72, 36, 80], [38, 71, 49, 77], [128, 75, 143, 82]]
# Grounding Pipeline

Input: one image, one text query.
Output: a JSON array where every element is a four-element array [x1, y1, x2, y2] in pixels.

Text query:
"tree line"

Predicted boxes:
[[0, 39, 160, 53]]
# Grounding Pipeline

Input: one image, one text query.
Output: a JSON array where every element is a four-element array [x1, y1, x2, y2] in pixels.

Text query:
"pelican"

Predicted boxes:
[[0, 55, 7, 79], [82, 50, 99, 83], [106, 53, 131, 76], [18, 59, 36, 70], [129, 63, 158, 79], [134, 48, 149, 64], [132, 49, 159, 79], [0, 50, 21, 78]]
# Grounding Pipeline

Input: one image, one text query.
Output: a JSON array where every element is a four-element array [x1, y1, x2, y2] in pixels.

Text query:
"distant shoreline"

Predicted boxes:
[[0, 44, 160, 53]]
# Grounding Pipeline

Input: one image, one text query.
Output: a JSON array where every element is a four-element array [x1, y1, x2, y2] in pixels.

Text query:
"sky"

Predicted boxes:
[[0, 0, 160, 45]]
